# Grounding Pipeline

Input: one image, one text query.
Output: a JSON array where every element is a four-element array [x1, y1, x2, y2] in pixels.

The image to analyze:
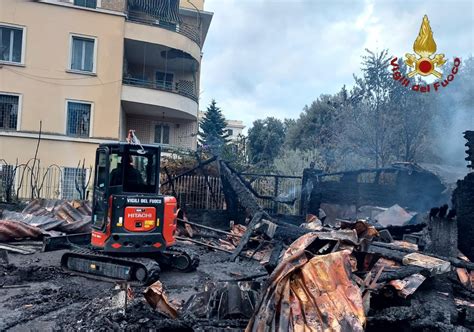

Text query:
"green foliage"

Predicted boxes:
[[220, 134, 249, 170], [198, 100, 229, 153], [273, 149, 324, 176], [247, 117, 286, 165], [285, 95, 336, 150]]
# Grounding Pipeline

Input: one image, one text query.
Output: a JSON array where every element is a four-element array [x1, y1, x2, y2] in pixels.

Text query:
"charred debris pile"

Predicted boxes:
[[1, 136, 474, 331]]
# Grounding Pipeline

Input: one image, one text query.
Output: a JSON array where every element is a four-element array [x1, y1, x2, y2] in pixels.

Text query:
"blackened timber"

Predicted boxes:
[[219, 160, 308, 258], [378, 266, 427, 283], [176, 236, 234, 254], [369, 241, 474, 270], [377, 223, 426, 240], [425, 215, 458, 257], [218, 160, 264, 215], [264, 241, 284, 274], [453, 172, 474, 261], [267, 222, 309, 244], [177, 218, 272, 243], [230, 212, 263, 261], [301, 164, 446, 215], [300, 168, 324, 216], [163, 167, 177, 198]]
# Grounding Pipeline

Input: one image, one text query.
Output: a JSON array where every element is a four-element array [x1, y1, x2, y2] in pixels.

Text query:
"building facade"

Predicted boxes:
[[225, 119, 245, 141], [0, 0, 212, 171]]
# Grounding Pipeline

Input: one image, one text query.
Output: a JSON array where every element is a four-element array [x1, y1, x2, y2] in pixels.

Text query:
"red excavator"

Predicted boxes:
[[61, 134, 198, 284]]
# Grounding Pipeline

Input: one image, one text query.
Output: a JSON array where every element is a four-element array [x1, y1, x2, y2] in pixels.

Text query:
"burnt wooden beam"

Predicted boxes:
[[263, 241, 284, 274], [369, 241, 474, 271], [218, 160, 265, 216], [229, 212, 263, 261], [377, 266, 427, 283], [163, 167, 177, 198]]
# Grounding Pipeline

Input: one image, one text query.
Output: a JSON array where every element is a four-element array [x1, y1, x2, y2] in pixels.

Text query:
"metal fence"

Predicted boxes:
[[123, 77, 198, 102], [127, 11, 201, 46], [160, 174, 226, 210], [0, 164, 89, 201], [0, 163, 226, 210], [240, 173, 302, 215], [1, 163, 302, 214]]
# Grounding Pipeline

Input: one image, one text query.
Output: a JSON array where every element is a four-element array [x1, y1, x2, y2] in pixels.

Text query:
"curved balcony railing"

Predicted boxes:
[[122, 77, 198, 102], [126, 11, 201, 47]]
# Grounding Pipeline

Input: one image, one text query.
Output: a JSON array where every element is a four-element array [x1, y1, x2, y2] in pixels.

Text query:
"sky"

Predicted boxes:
[[199, 0, 474, 130]]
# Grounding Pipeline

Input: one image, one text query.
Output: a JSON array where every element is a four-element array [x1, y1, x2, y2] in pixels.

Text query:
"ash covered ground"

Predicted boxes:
[[0, 245, 265, 331]]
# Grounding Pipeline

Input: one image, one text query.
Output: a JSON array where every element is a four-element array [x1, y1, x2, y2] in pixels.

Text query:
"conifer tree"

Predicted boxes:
[[198, 100, 229, 150]]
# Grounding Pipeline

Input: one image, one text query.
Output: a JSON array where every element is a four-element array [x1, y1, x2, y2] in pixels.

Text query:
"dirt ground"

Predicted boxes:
[[0, 244, 266, 331]]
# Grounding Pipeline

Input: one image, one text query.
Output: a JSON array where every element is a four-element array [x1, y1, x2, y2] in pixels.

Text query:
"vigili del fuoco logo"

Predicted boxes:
[[391, 15, 461, 93]]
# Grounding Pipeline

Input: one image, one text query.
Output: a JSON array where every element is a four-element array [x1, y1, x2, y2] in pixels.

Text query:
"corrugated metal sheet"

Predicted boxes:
[[246, 233, 365, 332], [0, 220, 43, 241], [0, 199, 91, 240]]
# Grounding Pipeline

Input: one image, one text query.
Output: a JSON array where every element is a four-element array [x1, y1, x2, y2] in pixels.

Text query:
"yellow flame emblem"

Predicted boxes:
[[405, 15, 446, 78]]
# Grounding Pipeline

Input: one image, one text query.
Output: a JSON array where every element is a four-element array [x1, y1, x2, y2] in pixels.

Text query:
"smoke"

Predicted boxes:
[[431, 57, 474, 168], [435, 107, 473, 167]]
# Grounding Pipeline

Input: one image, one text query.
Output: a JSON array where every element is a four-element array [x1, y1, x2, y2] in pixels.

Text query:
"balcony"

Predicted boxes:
[[127, 11, 201, 47], [122, 39, 199, 118], [123, 77, 197, 102], [122, 114, 197, 150], [121, 84, 198, 121]]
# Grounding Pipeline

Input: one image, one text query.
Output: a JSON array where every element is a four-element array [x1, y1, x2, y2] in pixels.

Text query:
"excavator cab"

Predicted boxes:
[[61, 141, 197, 284], [90, 143, 177, 253]]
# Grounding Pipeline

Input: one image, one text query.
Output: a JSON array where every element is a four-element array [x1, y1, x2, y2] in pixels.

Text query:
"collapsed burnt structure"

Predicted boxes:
[[300, 162, 448, 220], [453, 130, 474, 261], [1, 134, 473, 331]]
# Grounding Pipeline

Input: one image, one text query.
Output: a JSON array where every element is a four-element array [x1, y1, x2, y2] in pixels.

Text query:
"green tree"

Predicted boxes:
[[198, 100, 229, 152], [248, 117, 285, 165], [284, 88, 349, 170], [344, 49, 398, 168], [285, 92, 347, 151], [388, 59, 433, 162]]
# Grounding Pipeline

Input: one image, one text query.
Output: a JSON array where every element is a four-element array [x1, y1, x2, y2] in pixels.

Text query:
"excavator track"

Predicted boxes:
[[160, 243, 200, 272], [61, 248, 161, 285], [61, 244, 199, 284]]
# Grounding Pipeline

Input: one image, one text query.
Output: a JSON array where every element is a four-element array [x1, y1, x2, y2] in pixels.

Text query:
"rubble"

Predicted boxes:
[[182, 281, 261, 330], [301, 163, 448, 222], [373, 204, 416, 227], [0, 151, 473, 331], [0, 199, 91, 243], [0, 219, 43, 242], [453, 172, 474, 261], [247, 235, 366, 331], [144, 280, 179, 319]]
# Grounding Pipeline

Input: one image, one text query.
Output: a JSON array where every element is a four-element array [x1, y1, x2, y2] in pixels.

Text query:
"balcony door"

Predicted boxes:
[[155, 124, 170, 145]]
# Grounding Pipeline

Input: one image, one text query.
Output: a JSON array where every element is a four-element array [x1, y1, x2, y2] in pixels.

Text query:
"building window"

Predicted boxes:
[[156, 72, 173, 90], [227, 129, 234, 136], [62, 167, 87, 200], [70, 36, 96, 73], [74, 0, 97, 8], [0, 25, 24, 64], [155, 124, 170, 144], [67, 101, 91, 137], [0, 94, 19, 130]]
